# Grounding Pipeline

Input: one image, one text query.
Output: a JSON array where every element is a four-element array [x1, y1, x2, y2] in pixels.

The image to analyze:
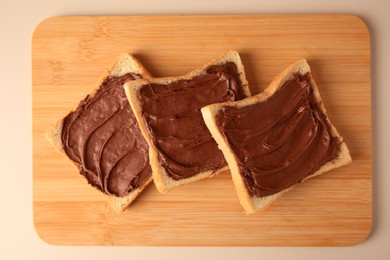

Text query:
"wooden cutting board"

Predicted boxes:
[[32, 14, 371, 246]]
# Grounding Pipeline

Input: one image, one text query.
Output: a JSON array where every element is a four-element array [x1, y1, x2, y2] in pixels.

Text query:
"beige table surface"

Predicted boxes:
[[1, 0, 388, 259]]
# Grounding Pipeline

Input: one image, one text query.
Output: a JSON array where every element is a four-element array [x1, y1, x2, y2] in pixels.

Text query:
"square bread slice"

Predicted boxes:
[[124, 50, 251, 193], [201, 59, 352, 214], [46, 53, 153, 212]]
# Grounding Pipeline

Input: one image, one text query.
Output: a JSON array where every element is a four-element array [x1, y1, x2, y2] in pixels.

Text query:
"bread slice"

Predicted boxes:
[[201, 59, 352, 214], [46, 53, 153, 212], [124, 50, 251, 193]]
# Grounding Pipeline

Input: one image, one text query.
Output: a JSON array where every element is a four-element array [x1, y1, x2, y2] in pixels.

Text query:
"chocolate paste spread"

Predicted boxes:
[[138, 62, 247, 180], [62, 73, 152, 197], [215, 73, 340, 197]]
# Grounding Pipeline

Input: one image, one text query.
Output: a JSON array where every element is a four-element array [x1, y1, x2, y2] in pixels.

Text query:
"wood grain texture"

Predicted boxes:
[[32, 14, 371, 246]]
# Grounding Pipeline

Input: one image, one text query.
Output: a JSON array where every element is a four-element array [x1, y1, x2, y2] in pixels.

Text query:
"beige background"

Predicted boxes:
[[0, 0, 387, 259]]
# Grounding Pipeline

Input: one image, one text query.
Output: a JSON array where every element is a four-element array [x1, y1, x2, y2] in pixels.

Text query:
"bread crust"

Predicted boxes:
[[124, 50, 250, 193], [201, 59, 352, 214], [45, 53, 153, 212]]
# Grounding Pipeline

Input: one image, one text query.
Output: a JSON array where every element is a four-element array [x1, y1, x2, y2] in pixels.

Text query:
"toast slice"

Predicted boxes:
[[201, 59, 352, 214], [46, 53, 153, 212], [124, 51, 251, 193]]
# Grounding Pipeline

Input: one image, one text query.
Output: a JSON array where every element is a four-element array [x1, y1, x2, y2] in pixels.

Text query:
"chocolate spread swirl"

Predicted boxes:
[[215, 73, 340, 197], [61, 73, 152, 197], [137, 62, 248, 180]]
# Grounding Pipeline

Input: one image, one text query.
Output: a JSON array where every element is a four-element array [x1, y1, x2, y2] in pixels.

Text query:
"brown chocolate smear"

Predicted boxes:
[[61, 73, 152, 197], [138, 62, 248, 180], [215, 73, 340, 197]]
